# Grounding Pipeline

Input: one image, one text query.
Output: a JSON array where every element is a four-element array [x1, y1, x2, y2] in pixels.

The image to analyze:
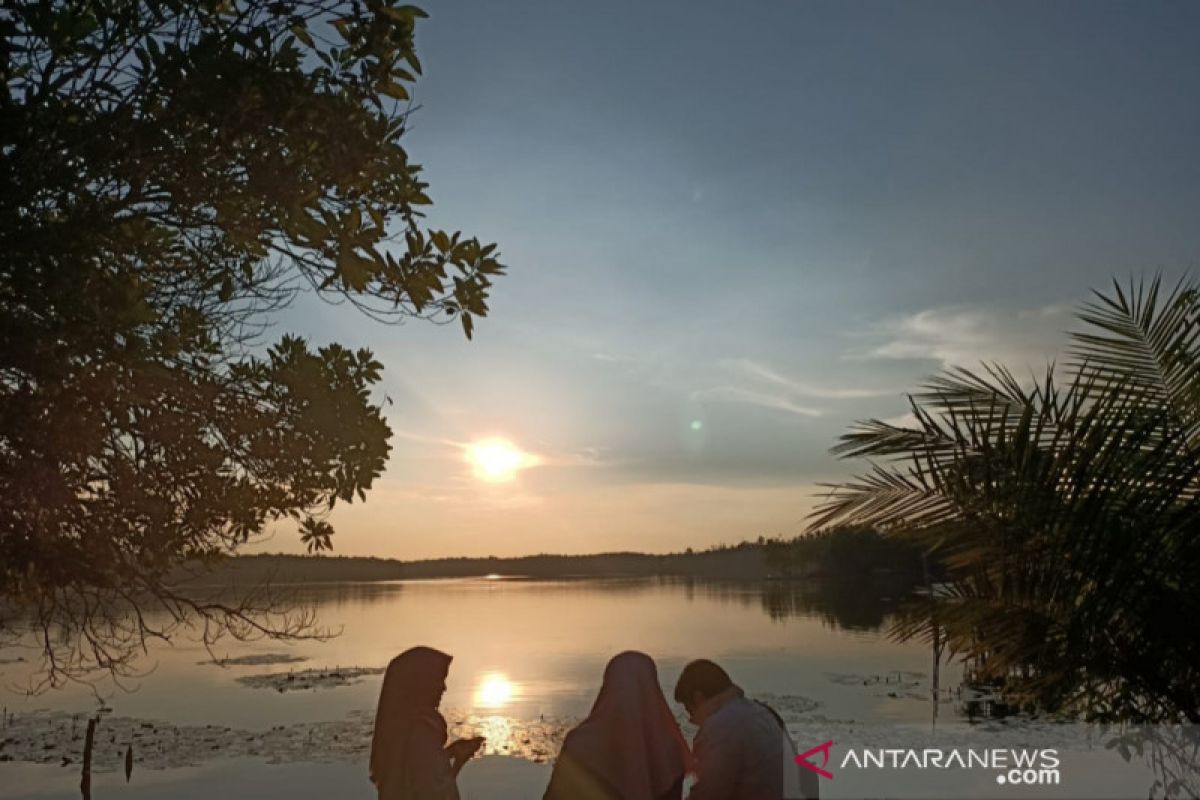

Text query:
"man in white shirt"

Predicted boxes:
[[673, 660, 819, 800]]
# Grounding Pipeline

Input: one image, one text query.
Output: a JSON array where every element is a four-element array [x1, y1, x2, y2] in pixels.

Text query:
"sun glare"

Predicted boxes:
[[466, 438, 534, 482], [473, 672, 517, 709]]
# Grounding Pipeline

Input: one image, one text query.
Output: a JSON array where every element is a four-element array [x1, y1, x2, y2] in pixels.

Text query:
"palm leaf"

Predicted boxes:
[[814, 274, 1200, 722], [1070, 275, 1200, 451]]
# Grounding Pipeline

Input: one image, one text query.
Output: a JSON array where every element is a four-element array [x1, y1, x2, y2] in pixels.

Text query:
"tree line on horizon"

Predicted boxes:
[[186, 527, 928, 586]]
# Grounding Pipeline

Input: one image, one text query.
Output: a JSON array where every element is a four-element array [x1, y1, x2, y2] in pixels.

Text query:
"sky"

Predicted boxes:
[[263, 0, 1200, 559]]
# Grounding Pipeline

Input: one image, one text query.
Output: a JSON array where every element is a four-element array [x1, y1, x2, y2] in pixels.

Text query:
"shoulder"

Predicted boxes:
[[546, 747, 619, 800], [561, 720, 594, 745], [560, 724, 583, 747], [711, 696, 752, 725], [558, 720, 601, 757], [695, 704, 741, 747], [700, 698, 765, 739], [752, 699, 786, 729]]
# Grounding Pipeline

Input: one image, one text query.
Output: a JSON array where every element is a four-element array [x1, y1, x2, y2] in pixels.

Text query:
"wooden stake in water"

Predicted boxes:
[[931, 622, 944, 727], [80, 717, 97, 800]]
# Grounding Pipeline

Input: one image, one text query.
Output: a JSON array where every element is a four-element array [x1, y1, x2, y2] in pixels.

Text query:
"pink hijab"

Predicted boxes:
[[549, 651, 693, 799]]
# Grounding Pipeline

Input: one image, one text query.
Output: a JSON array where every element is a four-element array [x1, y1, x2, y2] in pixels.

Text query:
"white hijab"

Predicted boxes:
[[547, 651, 693, 800]]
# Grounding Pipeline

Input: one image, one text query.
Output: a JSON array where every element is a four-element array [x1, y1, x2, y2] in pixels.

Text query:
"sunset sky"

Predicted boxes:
[[266, 0, 1200, 559]]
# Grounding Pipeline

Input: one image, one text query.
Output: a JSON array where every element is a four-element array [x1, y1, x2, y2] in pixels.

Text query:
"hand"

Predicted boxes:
[[447, 736, 486, 763]]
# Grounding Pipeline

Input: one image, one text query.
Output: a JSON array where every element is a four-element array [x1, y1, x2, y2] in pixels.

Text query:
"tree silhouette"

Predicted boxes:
[[815, 277, 1200, 723], [0, 0, 505, 689]]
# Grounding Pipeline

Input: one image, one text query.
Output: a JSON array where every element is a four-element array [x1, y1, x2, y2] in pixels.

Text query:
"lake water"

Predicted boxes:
[[0, 577, 1191, 799]]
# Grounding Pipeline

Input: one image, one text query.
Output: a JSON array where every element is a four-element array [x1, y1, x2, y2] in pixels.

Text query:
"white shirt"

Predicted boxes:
[[688, 690, 818, 800]]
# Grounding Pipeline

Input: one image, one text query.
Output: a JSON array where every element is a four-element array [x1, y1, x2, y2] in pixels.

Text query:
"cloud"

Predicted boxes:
[[880, 411, 921, 428], [691, 385, 824, 418], [722, 358, 900, 399], [858, 303, 1075, 370], [683, 358, 903, 422], [591, 352, 635, 363], [390, 429, 468, 450]]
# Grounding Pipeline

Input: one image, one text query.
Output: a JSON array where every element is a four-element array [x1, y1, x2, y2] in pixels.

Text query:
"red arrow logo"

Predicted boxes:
[[796, 739, 835, 780]]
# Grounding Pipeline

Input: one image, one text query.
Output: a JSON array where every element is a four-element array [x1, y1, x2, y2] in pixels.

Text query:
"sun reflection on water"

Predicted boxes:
[[473, 714, 515, 756], [473, 671, 518, 709], [463, 672, 538, 759]]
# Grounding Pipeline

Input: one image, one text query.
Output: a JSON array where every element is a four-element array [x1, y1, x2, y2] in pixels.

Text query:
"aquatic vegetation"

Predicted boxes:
[[0, 690, 822, 771], [236, 666, 384, 693], [199, 654, 310, 668]]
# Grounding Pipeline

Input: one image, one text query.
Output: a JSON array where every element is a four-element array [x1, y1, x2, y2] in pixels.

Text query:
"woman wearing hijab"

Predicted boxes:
[[369, 646, 485, 800], [544, 651, 693, 800]]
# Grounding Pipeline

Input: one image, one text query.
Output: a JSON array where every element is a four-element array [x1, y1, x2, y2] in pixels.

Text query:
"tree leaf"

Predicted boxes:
[[289, 24, 314, 47], [378, 80, 409, 101]]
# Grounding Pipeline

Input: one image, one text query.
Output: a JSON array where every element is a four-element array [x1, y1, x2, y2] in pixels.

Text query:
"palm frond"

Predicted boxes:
[[815, 273, 1200, 722], [1069, 275, 1200, 450]]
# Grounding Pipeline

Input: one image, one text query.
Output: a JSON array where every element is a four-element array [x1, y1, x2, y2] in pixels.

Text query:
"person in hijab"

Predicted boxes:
[[369, 646, 485, 800], [544, 651, 693, 800]]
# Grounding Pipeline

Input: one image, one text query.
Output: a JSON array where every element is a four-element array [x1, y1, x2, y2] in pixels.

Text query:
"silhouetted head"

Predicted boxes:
[[602, 650, 658, 686], [588, 651, 663, 718], [673, 659, 734, 724], [385, 645, 452, 711]]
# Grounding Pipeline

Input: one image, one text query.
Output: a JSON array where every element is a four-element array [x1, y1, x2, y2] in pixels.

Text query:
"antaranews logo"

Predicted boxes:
[[796, 740, 1061, 787], [796, 740, 835, 780]]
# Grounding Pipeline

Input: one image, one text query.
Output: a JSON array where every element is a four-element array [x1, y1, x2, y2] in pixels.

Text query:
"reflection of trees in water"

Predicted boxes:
[[289, 576, 914, 633], [300, 581, 407, 609], [758, 580, 907, 630], [1104, 725, 1200, 799], [758, 582, 907, 633], [649, 576, 910, 632]]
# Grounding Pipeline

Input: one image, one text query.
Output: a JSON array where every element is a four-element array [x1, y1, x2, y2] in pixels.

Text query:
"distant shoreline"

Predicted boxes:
[[179, 544, 789, 585], [177, 529, 930, 589]]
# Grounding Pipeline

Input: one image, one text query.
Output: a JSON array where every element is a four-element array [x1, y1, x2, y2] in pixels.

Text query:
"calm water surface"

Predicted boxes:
[[1, 577, 950, 727], [0, 578, 1179, 798]]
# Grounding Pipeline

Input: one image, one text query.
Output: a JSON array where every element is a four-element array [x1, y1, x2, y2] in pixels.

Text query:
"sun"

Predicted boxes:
[[473, 672, 518, 709], [466, 438, 535, 482]]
